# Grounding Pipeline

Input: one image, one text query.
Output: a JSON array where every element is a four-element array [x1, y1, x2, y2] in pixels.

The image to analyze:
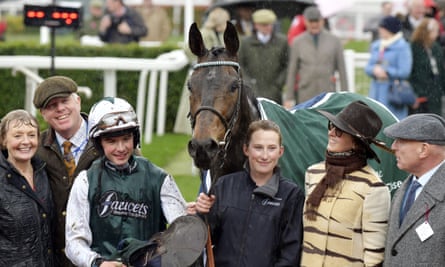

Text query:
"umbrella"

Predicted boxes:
[[208, 0, 315, 19], [314, 0, 354, 17]]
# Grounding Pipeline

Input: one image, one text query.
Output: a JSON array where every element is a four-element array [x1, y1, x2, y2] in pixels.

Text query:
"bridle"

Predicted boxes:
[[188, 60, 242, 163]]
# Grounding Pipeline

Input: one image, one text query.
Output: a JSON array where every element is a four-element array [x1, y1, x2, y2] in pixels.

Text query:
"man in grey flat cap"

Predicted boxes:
[[284, 5, 348, 108], [383, 113, 445, 266]]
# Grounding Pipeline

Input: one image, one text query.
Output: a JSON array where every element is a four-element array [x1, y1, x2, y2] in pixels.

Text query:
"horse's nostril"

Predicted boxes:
[[205, 139, 219, 154], [188, 140, 197, 157]]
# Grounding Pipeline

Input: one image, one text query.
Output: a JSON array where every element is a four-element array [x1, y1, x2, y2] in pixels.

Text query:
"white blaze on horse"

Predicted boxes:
[[187, 21, 406, 195]]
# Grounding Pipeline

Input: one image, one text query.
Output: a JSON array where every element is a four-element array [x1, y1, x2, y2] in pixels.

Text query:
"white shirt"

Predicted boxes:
[[412, 160, 445, 200], [55, 118, 88, 164]]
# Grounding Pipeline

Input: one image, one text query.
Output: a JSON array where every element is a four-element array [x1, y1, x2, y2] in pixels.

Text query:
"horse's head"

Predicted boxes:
[[187, 21, 258, 177]]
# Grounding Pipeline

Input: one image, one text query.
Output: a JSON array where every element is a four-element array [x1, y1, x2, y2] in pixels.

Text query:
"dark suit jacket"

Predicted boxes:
[[384, 163, 445, 266]]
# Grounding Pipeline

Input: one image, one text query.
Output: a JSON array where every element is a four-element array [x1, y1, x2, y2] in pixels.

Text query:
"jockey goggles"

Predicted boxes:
[[97, 111, 137, 130]]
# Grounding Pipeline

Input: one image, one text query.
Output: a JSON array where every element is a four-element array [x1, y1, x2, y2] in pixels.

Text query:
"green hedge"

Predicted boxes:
[[0, 41, 189, 132]]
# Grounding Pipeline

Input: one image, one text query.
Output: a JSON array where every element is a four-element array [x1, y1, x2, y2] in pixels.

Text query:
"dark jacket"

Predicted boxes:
[[99, 6, 147, 44], [207, 168, 304, 267], [239, 31, 289, 104], [36, 113, 99, 267], [409, 41, 445, 115], [0, 151, 54, 267]]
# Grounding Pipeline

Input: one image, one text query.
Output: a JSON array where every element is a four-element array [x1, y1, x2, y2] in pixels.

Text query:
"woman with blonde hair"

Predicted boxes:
[[200, 7, 231, 49], [409, 17, 445, 115]]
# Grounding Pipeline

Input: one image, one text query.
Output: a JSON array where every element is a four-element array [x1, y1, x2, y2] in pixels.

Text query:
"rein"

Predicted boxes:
[[189, 60, 242, 163]]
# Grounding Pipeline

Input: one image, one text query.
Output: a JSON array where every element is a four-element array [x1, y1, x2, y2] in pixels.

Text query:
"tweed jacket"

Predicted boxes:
[[384, 163, 445, 266], [301, 162, 391, 267], [36, 113, 99, 267], [285, 29, 348, 104], [239, 31, 289, 104]]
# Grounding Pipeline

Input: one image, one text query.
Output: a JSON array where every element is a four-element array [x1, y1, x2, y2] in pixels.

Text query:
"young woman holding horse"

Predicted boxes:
[[196, 120, 304, 266]]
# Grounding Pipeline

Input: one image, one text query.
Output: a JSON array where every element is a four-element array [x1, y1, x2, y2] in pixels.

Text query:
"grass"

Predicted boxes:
[[140, 133, 200, 202]]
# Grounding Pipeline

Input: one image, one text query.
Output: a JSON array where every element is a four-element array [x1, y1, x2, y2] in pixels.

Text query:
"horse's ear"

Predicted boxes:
[[188, 22, 207, 57], [224, 21, 239, 57]]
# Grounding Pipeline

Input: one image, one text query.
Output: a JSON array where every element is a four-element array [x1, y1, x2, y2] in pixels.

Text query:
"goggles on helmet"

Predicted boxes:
[[97, 111, 137, 130]]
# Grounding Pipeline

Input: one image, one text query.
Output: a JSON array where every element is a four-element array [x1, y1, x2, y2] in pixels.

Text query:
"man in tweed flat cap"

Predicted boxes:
[[383, 113, 445, 266], [33, 76, 99, 267]]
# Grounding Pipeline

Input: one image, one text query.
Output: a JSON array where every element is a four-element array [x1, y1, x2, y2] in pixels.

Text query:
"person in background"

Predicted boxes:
[[99, 0, 147, 44], [409, 17, 445, 115], [137, 0, 172, 43], [365, 15, 413, 120], [234, 6, 254, 37], [33, 76, 99, 267], [184, 7, 230, 63], [301, 101, 390, 266], [364, 1, 394, 42], [196, 120, 304, 266], [401, 0, 427, 40], [383, 113, 445, 266], [0, 110, 54, 266], [287, 13, 306, 45], [78, 0, 104, 37], [200, 7, 230, 51], [284, 6, 348, 107], [424, 0, 438, 18], [239, 9, 288, 104], [65, 97, 191, 267]]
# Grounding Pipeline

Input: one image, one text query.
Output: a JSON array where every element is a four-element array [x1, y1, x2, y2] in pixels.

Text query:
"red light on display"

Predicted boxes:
[[26, 10, 35, 18], [27, 10, 45, 18], [52, 12, 61, 19], [24, 4, 82, 28]]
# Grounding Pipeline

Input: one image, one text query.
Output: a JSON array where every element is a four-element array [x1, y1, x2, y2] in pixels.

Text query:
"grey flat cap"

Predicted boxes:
[[383, 113, 445, 145], [303, 6, 322, 21]]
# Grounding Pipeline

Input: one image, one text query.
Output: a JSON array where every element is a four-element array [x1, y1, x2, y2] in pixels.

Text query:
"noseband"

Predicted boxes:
[[189, 60, 242, 160]]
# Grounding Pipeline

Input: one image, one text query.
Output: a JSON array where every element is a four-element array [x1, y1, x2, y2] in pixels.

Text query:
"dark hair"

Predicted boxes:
[[245, 120, 282, 146]]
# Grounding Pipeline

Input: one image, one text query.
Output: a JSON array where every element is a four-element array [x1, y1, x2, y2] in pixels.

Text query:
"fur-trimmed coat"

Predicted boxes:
[[301, 162, 390, 267]]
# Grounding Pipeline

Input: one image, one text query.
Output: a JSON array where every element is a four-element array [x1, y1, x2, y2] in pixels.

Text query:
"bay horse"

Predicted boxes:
[[187, 21, 407, 194], [187, 21, 260, 184]]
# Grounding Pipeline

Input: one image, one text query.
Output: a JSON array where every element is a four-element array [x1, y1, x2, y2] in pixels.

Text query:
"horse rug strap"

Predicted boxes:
[[114, 215, 208, 267]]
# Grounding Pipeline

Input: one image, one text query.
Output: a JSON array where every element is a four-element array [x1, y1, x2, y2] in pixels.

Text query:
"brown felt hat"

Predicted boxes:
[[318, 101, 383, 161], [33, 76, 78, 109]]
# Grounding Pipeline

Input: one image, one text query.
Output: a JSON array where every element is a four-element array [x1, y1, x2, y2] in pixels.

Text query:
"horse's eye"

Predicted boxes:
[[187, 81, 192, 91], [230, 81, 239, 92]]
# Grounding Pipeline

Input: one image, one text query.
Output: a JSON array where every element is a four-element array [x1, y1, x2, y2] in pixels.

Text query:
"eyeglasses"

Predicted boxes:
[[97, 111, 137, 130], [328, 121, 344, 137]]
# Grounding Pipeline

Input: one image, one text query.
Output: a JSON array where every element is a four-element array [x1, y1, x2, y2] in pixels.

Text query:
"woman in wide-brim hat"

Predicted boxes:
[[300, 100, 391, 267]]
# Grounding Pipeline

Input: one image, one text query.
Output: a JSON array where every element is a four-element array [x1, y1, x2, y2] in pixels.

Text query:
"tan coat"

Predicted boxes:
[[301, 162, 390, 267], [285, 30, 348, 103], [138, 6, 171, 42]]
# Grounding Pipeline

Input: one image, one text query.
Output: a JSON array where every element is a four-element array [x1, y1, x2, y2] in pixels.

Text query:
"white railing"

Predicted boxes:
[[1, 49, 370, 144], [0, 49, 189, 144], [343, 49, 371, 93]]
